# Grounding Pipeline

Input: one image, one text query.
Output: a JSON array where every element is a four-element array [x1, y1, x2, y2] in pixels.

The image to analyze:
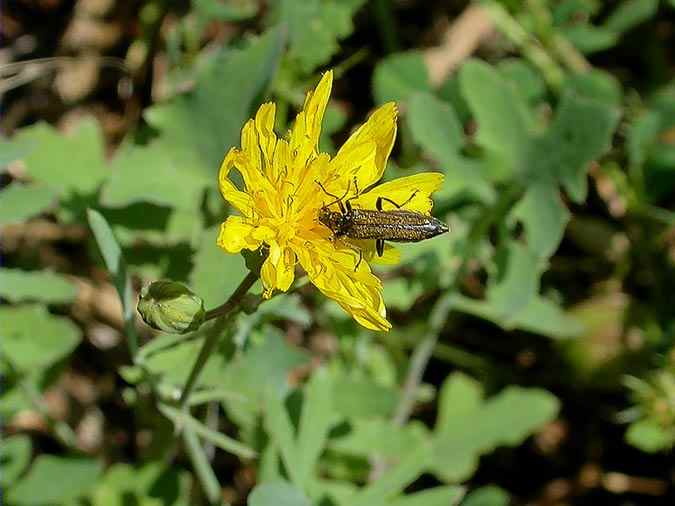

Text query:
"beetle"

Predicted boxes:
[[316, 179, 448, 264]]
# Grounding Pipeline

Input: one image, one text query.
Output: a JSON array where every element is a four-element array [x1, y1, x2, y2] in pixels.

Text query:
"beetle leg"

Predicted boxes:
[[377, 190, 420, 210], [376, 239, 384, 257], [354, 248, 363, 272]]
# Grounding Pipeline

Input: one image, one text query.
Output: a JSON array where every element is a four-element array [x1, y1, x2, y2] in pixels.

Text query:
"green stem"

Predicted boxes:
[[372, 0, 400, 53], [481, 0, 564, 90], [160, 404, 257, 459], [179, 271, 258, 408], [391, 186, 522, 427], [182, 427, 224, 505]]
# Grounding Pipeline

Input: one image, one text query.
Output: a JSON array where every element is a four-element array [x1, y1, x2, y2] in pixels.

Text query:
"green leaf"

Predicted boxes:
[[145, 27, 284, 179], [8, 455, 102, 506], [248, 481, 311, 506], [330, 419, 429, 460], [102, 142, 207, 210], [407, 93, 493, 201], [459, 59, 533, 176], [507, 295, 584, 338], [527, 89, 620, 202], [332, 377, 400, 418], [193, 0, 258, 21], [561, 24, 618, 54], [511, 182, 571, 260], [9, 118, 108, 196], [264, 389, 304, 487], [373, 52, 431, 104], [435, 373, 483, 434], [0, 183, 57, 225], [0, 434, 32, 487], [0, 268, 77, 304], [349, 444, 433, 506], [87, 209, 135, 329], [604, 0, 658, 34], [625, 420, 673, 453], [563, 69, 623, 106], [497, 59, 546, 105], [627, 110, 662, 168], [461, 486, 510, 506], [1, 304, 81, 372], [190, 225, 249, 308], [486, 242, 541, 323], [390, 486, 465, 506], [91, 463, 191, 506], [280, 0, 365, 73], [429, 373, 559, 483], [296, 369, 334, 489]]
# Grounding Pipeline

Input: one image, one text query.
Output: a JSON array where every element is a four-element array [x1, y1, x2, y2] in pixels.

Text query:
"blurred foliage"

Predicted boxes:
[[2, 0, 675, 505]]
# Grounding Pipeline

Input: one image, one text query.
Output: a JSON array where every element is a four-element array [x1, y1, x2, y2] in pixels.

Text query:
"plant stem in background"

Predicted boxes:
[[182, 426, 224, 505], [481, 0, 565, 90], [178, 271, 259, 409], [372, 0, 400, 53]]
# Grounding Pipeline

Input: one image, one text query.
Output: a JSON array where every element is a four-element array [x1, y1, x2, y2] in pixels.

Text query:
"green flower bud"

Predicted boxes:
[[138, 280, 205, 334]]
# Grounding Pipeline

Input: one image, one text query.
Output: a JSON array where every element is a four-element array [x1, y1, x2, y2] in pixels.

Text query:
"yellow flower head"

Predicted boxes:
[[217, 71, 444, 331]]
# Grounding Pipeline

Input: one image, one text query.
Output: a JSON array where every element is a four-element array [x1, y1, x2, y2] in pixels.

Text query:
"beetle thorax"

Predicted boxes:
[[318, 207, 351, 237]]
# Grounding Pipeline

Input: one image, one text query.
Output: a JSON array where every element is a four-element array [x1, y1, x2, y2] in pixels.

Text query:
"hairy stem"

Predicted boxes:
[[178, 271, 258, 409]]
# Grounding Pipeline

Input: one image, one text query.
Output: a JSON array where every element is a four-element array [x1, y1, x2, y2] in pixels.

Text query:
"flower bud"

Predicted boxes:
[[137, 280, 205, 334]]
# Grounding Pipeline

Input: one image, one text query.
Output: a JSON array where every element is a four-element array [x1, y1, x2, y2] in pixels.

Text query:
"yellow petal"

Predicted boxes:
[[218, 148, 254, 215], [329, 102, 398, 191], [354, 172, 445, 214], [255, 103, 277, 180], [288, 71, 333, 170], [217, 216, 262, 253], [260, 241, 296, 297], [294, 239, 391, 332]]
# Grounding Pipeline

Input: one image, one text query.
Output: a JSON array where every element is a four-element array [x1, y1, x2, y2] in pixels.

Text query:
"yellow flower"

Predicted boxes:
[[217, 71, 444, 331]]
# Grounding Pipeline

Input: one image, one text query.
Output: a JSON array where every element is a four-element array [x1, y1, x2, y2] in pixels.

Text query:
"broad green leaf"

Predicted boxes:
[[350, 444, 433, 506], [194, 0, 258, 21], [459, 59, 533, 176], [0, 138, 30, 166], [407, 93, 493, 201], [627, 110, 662, 168], [0, 268, 77, 304], [486, 242, 541, 322], [430, 373, 559, 483], [390, 486, 465, 506], [1, 304, 81, 372], [373, 52, 431, 104], [87, 209, 135, 328], [563, 69, 623, 106], [461, 486, 509, 506], [91, 463, 191, 506], [0, 434, 32, 487], [296, 369, 334, 489], [264, 389, 304, 487], [8, 455, 102, 506], [330, 419, 429, 460], [142, 337, 229, 388], [508, 295, 584, 338], [625, 420, 673, 453], [248, 481, 311, 506], [604, 0, 658, 34], [511, 182, 570, 260], [332, 377, 399, 419], [190, 225, 249, 308], [497, 59, 546, 105], [435, 373, 483, 434], [280, 0, 365, 73], [561, 24, 618, 54], [384, 277, 425, 311], [102, 141, 207, 211], [144, 27, 284, 180], [9, 118, 108, 196], [527, 89, 620, 202], [0, 183, 57, 225]]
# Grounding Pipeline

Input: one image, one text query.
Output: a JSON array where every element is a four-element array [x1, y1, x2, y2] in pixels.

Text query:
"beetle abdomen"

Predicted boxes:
[[344, 209, 448, 242]]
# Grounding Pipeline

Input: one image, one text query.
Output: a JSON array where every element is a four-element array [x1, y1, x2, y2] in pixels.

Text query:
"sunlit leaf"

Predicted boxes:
[[0, 183, 57, 225], [8, 455, 102, 506], [1, 304, 81, 372], [0, 268, 77, 304], [373, 52, 431, 104]]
